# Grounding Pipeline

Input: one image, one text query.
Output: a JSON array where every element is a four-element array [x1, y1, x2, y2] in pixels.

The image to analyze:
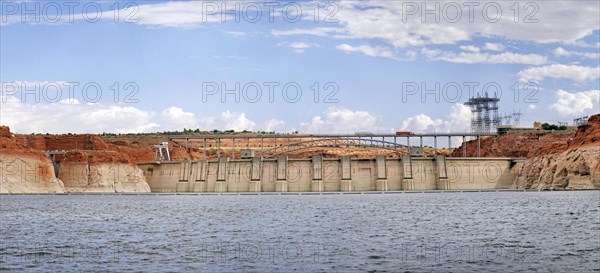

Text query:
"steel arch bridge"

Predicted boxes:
[[167, 132, 493, 160], [260, 137, 409, 158]]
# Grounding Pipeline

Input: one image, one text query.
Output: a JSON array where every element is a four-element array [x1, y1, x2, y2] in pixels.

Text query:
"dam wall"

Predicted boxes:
[[138, 156, 518, 192]]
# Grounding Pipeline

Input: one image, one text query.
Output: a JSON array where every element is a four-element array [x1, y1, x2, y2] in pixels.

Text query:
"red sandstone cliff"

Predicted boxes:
[[514, 114, 600, 190], [450, 130, 573, 158], [568, 114, 600, 149], [0, 126, 64, 193], [1, 127, 150, 193], [58, 150, 149, 193]]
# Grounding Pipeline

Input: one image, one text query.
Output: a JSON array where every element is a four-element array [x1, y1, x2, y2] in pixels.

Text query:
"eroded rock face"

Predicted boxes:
[[450, 132, 573, 158], [513, 114, 600, 190], [0, 154, 64, 194], [58, 151, 150, 193], [1, 126, 151, 194], [568, 114, 600, 149], [515, 146, 600, 190], [0, 126, 12, 138], [1, 126, 64, 193]]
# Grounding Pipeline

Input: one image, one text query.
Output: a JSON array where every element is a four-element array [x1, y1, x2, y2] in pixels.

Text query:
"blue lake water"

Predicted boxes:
[[1, 191, 599, 272]]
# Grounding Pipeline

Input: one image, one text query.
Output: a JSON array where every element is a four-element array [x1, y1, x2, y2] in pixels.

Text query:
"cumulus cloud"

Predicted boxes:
[[0, 94, 159, 134], [0, 82, 259, 133], [264, 119, 285, 132], [219, 111, 256, 131], [0, 97, 257, 134], [400, 104, 471, 133], [159, 107, 256, 132], [549, 90, 600, 116], [400, 114, 443, 133], [298, 107, 380, 134], [517, 64, 600, 82], [160, 107, 201, 131]]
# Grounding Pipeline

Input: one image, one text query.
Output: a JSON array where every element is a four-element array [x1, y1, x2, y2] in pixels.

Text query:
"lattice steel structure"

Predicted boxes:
[[464, 93, 501, 133], [574, 116, 589, 126], [153, 142, 171, 161]]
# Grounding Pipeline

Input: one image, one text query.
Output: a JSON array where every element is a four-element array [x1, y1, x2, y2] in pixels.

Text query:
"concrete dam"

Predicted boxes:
[[138, 155, 519, 192]]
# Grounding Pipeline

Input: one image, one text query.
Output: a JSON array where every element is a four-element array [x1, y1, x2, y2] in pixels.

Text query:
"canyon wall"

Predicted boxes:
[[514, 146, 599, 190], [58, 150, 150, 193], [514, 115, 600, 190], [453, 114, 600, 190], [1, 126, 150, 193], [0, 126, 64, 193]]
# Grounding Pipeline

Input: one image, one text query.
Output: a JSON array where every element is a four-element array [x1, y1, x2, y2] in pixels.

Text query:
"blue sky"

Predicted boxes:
[[1, 0, 599, 135]]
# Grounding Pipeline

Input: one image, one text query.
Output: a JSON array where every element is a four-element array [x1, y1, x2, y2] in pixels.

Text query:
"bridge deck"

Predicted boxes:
[[168, 132, 497, 139]]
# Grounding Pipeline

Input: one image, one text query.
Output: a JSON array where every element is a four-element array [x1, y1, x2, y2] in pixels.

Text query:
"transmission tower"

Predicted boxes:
[[464, 92, 501, 133], [502, 113, 512, 125], [512, 110, 523, 126], [573, 115, 589, 126]]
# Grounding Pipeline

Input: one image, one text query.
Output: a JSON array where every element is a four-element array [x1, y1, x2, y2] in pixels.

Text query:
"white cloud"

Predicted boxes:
[[552, 47, 600, 59], [528, 104, 537, 110], [219, 111, 256, 131], [264, 119, 285, 132], [483, 43, 506, 52], [553, 47, 571, 57], [271, 27, 341, 37], [5, 1, 597, 49], [400, 104, 471, 133], [564, 40, 600, 48], [0, 83, 259, 133], [287, 42, 312, 49], [421, 47, 441, 58], [459, 45, 480, 53], [400, 114, 443, 133], [160, 107, 200, 130], [437, 51, 547, 65], [159, 107, 256, 131], [549, 90, 600, 116], [299, 107, 381, 134], [221, 30, 246, 37], [277, 42, 319, 53], [133, 1, 231, 27], [275, 1, 599, 47], [336, 44, 399, 60], [0, 94, 159, 134], [517, 64, 600, 82]]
